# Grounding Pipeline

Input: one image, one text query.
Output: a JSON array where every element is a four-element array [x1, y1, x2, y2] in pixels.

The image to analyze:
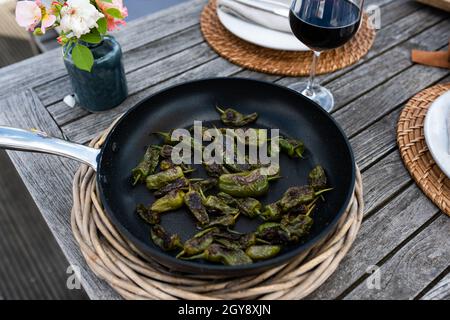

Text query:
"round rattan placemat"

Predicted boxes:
[[200, 0, 376, 76], [71, 126, 364, 300], [397, 83, 450, 216]]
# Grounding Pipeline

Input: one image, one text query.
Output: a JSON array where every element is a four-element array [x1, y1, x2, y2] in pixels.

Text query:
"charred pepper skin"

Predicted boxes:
[[216, 106, 258, 127], [202, 195, 239, 216], [136, 204, 160, 225], [150, 225, 183, 251], [280, 186, 315, 212], [145, 166, 184, 190], [279, 137, 305, 158], [280, 214, 313, 243], [245, 245, 281, 260], [150, 190, 185, 213], [153, 177, 190, 198], [308, 165, 327, 190], [131, 145, 160, 185], [256, 222, 290, 245], [184, 189, 210, 226], [218, 169, 269, 198], [185, 244, 253, 266], [260, 201, 283, 221]]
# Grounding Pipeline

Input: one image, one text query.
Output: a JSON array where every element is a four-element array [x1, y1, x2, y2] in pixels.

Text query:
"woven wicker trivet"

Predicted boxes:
[[71, 125, 364, 300], [200, 0, 376, 76], [397, 83, 450, 216]]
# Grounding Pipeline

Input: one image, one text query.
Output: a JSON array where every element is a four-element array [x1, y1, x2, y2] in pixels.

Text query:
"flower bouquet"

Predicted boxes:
[[15, 0, 129, 111]]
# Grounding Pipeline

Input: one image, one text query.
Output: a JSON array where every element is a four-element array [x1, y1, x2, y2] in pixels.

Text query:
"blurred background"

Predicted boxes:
[[0, 0, 188, 300]]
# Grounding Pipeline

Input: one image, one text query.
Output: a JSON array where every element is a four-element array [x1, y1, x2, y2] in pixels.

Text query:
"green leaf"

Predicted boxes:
[[72, 44, 94, 72], [106, 7, 123, 19], [97, 17, 107, 34], [80, 29, 101, 44], [102, 0, 113, 2]]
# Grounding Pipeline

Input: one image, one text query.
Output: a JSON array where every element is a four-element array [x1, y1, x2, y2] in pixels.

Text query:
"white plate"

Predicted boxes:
[[217, 7, 309, 51], [424, 90, 450, 178]]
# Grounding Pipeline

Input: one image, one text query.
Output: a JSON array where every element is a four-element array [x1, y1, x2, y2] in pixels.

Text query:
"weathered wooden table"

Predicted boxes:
[[0, 0, 449, 300]]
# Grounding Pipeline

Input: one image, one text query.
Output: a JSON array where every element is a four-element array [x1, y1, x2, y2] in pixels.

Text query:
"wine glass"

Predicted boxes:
[[289, 0, 364, 112]]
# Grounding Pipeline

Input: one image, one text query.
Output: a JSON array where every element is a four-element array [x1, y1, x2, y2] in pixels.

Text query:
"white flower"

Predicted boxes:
[[60, 0, 104, 38]]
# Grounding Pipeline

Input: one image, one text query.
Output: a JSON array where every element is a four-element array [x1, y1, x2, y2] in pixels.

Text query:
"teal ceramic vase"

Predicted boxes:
[[63, 35, 128, 112]]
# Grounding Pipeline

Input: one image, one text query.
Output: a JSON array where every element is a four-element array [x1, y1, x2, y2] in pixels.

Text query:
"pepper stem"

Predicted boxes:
[[175, 250, 185, 259], [256, 238, 271, 245], [306, 204, 316, 217], [132, 173, 142, 186], [216, 106, 225, 114], [268, 175, 282, 181], [314, 188, 333, 197]]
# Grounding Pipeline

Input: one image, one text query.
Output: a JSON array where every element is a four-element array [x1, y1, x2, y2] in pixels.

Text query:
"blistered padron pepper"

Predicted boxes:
[[176, 228, 216, 258], [136, 204, 160, 225], [308, 165, 327, 190], [214, 232, 257, 250], [260, 201, 283, 221], [150, 224, 183, 251], [216, 106, 258, 127], [150, 190, 185, 213], [218, 169, 274, 198], [280, 185, 332, 212], [245, 245, 281, 260], [153, 177, 190, 198], [279, 137, 305, 158], [205, 213, 239, 229], [184, 188, 210, 226], [191, 178, 218, 193], [202, 195, 239, 216], [256, 222, 290, 245], [184, 244, 253, 266], [132, 145, 160, 185], [203, 162, 229, 177], [146, 166, 184, 190], [280, 214, 313, 243], [237, 198, 261, 218]]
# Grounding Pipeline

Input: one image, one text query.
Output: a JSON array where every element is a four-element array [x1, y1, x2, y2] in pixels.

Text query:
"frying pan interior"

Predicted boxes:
[[98, 78, 355, 275]]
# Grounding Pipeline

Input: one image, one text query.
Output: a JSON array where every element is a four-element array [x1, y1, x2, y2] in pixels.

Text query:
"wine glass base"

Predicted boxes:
[[293, 83, 335, 113]]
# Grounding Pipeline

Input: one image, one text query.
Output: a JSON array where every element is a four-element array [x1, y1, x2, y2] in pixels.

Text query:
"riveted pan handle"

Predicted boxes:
[[0, 126, 100, 170]]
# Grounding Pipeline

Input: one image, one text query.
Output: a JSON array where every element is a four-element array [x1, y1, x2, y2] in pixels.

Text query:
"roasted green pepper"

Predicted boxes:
[[280, 214, 313, 243], [150, 190, 185, 213], [256, 222, 290, 245], [218, 169, 273, 198], [279, 137, 305, 158], [202, 195, 239, 216], [150, 225, 183, 251], [185, 244, 253, 265], [136, 204, 160, 225], [154, 177, 190, 198], [131, 145, 160, 185], [237, 198, 261, 218], [205, 213, 239, 228], [203, 162, 229, 177], [280, 186, 331, 212], [176, 228, 216, 258], [260, 201, 283, 221], [146, 166, 184, 190], [184, 188, 209, 226], [215, 232, 257, 250], [308, 165, 327, 190], [191, 178, 218, 193], [245, 245, 281, 260], [216, 106, 258, 127]]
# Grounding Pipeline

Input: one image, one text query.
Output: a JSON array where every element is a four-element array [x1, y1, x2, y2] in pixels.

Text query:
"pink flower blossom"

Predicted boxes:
[[15, 0, 56, 33], [15, 1, 42, 31], [95, 0, 128, 31]]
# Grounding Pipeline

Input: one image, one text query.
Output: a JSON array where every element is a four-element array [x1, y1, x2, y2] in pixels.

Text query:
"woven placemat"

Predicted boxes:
[[397, 83, 450, 216], [71, 125, 364, 300], [200, 0, 376, 76]]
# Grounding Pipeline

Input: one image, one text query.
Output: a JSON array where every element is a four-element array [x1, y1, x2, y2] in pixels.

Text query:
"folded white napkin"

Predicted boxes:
[[217, 0, 292, 33], [447, 111, 450, 154]]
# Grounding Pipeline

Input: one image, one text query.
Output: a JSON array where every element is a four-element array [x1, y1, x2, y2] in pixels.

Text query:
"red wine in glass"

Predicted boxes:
[[289, 0, 364, 112]]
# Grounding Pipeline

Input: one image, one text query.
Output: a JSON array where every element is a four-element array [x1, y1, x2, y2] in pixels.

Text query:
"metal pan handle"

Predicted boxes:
[[0, 126, 100, 170]]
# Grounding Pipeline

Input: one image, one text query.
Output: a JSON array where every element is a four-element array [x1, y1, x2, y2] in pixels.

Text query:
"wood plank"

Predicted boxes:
[[344, 214, 450, 300], [421, 272, 450, 300], [38, 25, 204, 107], [334, 63, 449, 138], [0, 0, 207, 99], [360, 150, 411, 215], [0, 91, 120, 300], [61, 57, 241, 144], [308, 184, 439, 299]]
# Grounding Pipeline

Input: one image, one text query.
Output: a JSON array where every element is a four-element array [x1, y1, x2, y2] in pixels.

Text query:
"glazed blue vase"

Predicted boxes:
[[63, 35, 128, 112]]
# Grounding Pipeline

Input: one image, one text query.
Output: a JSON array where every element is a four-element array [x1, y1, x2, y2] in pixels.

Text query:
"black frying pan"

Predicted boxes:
[[0, 78, 355, 275]]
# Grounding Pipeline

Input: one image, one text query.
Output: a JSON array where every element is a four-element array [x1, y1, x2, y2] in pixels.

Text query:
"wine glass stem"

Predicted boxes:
[[304, 51, 321, 97]]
